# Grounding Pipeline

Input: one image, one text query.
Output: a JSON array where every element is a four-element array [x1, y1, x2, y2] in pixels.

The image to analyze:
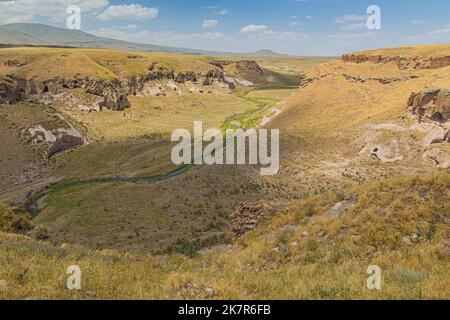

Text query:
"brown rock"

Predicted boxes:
[[423, 148, 450, 169], [423, 126, 446, 145], [231, 201, 269, 236], [435, 89, 450, 121]]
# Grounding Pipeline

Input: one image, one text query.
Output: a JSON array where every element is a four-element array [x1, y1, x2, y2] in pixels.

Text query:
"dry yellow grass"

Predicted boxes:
[[0, 172, 448, 299], [0, 47, 221, 81], [356, 44, 450, 57]]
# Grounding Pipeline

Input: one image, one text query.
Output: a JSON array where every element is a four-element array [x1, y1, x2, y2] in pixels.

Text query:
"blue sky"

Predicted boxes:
[[1, 0, 450, 55]]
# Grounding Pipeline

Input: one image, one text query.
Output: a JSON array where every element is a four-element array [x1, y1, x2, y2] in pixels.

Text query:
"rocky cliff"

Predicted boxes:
[[0, 59, 258, 112], [342, 54, 450, 70]]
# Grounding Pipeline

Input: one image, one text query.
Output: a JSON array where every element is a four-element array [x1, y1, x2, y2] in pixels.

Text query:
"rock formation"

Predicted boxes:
[[407, 89, 450, 123], [28, 124, 83, 158], [231, 201, 270, 236], [342, 54, 450, 70], [423, 148, 450, 169], [0, 59, 262, 113]]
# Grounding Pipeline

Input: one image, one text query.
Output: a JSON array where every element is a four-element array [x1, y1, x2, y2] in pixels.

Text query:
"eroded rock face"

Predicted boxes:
[[28, 125, 83, 158], [423, 126, 446, 146], [360, 139, 404, 163], [231, 201, 270, 236], [408, 89, 450, 122], [211, 60, 263, 75], [342, 54, 450, 70], [0, 76, 131, 111], [0, 60, 261, 111], [436, 90, 450, 121], [423, 148, 450, 169]]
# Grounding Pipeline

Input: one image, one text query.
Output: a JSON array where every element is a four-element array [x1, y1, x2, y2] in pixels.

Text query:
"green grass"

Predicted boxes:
[[221, 88, 295, 130]]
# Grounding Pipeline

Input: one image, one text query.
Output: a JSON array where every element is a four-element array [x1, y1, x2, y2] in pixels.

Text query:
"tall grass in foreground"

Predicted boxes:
[[0, 172, 449, 299]]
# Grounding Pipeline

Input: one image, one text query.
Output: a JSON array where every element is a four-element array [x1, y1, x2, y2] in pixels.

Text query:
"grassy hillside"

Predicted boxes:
[[0, 23, 216, 55], [0, 172, 448, 299], [354, 44, 450, 57], [0, 47, 221, 81]]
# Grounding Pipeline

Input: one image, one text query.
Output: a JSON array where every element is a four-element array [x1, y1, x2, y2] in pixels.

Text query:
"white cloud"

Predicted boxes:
[[341, 23, 367, 31], [0, 0, 108, 23], [202, 19, 218, 28], [326, 31, 387, 50], [290, 16, 302, 27], [429, 23, 450, 35], [122, 24, 138, 30], [215, 9, 230, 16], [335, 14, 367, 24], [90, 26, 309, 55], [240, 24, 268, 34], [404, 23, 450, 41], [412, 20, 428, 25], [97, 4, 158, 21]]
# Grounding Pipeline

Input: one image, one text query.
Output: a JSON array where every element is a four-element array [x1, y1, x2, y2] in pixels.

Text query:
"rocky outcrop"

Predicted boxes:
[[344, 74, 418, 85], [0, 75, 130, 111], [211, 60, 263, 75], [359, 139, 404, 163], [0, 59, 263, 113], [423, 148, 450, 169], [231, 201, 270, 236], [423, 126, 447, 146], [28, 125, 83, 158], [404, 88, 450, 168], [342, 54, 450, 70], [408, 89, 450, 123]]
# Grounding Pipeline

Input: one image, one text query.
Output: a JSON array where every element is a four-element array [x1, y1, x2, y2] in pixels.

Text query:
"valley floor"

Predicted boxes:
[[0, 47, 449, 299]]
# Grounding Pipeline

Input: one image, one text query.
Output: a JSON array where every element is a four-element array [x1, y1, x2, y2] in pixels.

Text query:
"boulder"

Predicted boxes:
[[166, 81, 178, 91], [423, 148, 450, 169], [236, 79, 255, 88], [360, 139, 404, 163], [47, 131, 83, 157], [229, 121, 242, 128], [224, 76, 236, 90], [435, 89, 450, 121], [231, 201, 269, 236], [143, 85, 165, 97], [423, 126, 446, 145], [188, 85, 201, 93], [408, 88, 450, 122], [28, 125, 83, 158]]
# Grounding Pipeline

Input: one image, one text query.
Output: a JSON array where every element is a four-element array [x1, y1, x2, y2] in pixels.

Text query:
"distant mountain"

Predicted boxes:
[[243, 49, 291, 58], [0, 23, 217, 55]]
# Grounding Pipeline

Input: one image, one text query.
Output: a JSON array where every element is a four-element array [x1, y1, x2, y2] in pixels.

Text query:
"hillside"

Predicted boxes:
[[242, 49, 291, 58], [0, 172, 448, 299], [354, 44, 450, 58], [0, 23, 216, 55], [264, 44, 450, 198]]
